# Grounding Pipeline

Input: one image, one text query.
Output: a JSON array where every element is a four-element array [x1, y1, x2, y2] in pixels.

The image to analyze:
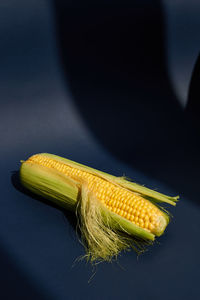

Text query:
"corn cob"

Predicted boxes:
[[20, 153, 179, 262]]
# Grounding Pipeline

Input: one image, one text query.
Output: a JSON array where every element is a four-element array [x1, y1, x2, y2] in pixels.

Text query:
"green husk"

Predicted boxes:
[[19, 153, 179, 262], [20, 161, 79, 211]]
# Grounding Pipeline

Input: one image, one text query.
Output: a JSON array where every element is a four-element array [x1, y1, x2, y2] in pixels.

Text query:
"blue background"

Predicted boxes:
[[1, 1, 200, 299]]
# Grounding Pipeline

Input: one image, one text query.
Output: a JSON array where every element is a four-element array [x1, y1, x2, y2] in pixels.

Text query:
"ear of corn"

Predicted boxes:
[[19, 153, 179, 262]]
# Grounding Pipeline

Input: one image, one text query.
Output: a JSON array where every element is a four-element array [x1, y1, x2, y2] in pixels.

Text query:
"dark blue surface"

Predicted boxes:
[[1, 1, 200, 299]]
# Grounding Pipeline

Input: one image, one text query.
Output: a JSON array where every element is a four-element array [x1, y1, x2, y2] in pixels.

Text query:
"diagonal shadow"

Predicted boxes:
[[187, 52, 200, 130], [52, 0, 200, 204]]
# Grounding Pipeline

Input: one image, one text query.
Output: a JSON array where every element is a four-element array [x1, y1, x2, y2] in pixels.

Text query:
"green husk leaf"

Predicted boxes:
[[20, 161, 79, 211], [115, 177, 179, 206]]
